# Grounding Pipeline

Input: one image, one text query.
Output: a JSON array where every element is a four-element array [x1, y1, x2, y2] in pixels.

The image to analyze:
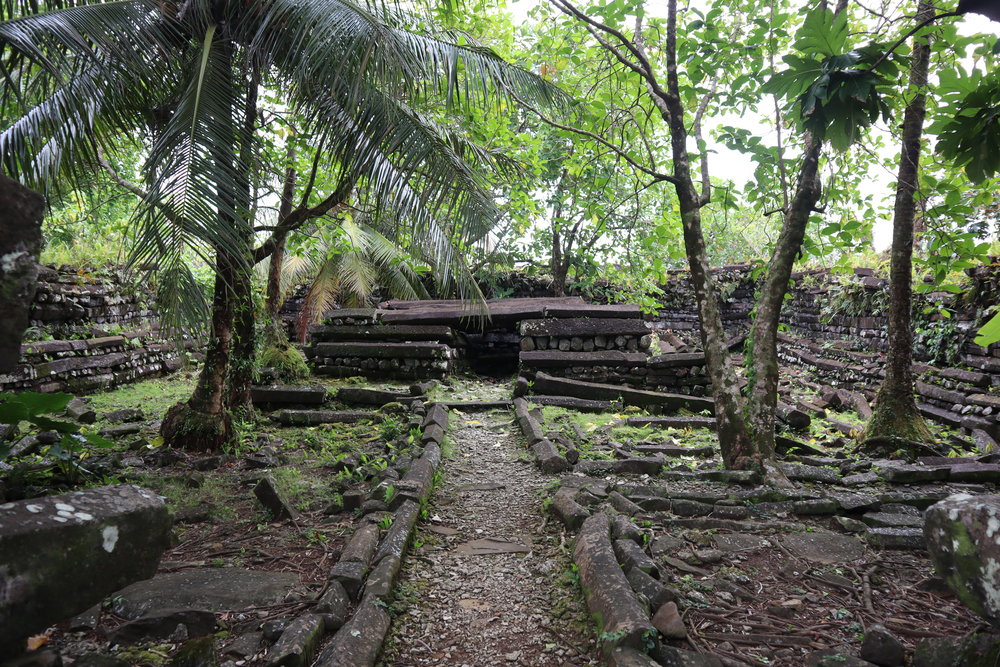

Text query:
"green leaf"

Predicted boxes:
[[975, 312, 1000, 348], [793, 7, 848, 58]]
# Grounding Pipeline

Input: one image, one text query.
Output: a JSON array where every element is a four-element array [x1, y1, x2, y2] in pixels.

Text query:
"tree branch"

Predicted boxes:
[[507, 88, 678, 185]]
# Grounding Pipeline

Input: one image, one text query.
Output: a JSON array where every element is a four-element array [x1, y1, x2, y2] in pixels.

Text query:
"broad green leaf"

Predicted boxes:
[[975, 312, 1000, 348]]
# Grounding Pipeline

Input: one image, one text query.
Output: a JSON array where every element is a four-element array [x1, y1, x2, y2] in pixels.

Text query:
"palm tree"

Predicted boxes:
[[1, 0, 558, 449], [259, 215, 432, 381]]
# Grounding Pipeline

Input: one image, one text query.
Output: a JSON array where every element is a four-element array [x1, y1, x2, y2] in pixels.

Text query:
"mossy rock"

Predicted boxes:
[[258, 343, 310, 383]]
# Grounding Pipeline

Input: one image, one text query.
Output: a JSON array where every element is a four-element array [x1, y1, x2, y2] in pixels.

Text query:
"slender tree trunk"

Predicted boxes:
[[265, 153, 297, 342], [747, 135, 822, 460], [660, 0, 758, 471], [161, 253, 236, 450], [551, 226, 566, 296], [864, 0, 934, 446]]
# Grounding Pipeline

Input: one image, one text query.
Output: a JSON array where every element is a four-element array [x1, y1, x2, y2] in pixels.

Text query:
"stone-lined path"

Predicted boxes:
[[382, 411, 599, 666]]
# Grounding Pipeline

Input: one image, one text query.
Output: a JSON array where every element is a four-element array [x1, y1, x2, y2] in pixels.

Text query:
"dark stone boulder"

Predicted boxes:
[[0, 174, 44, 373], [0, 485, 171, 656]]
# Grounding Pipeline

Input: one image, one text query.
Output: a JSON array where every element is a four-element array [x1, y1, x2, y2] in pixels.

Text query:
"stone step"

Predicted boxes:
[[274, 410, 375, 425], [519, 350, 647, 368], [251, 385, 327, 406], [312, 342, 454, 360], [310, 324, 456, 343], [519, 318, 650, 338]]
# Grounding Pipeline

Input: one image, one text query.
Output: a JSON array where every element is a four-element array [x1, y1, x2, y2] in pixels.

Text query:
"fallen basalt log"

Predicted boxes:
[[532, 372, 715, 413]]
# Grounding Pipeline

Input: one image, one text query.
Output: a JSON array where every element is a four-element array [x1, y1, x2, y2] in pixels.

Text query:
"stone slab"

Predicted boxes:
[[533, 372, 714, 413], [110, 568, 299, 620]]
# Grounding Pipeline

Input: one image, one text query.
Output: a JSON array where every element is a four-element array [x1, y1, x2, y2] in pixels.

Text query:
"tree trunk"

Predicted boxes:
[[222, 59, 260, 417], [264, 229, 288, 342], [747, 134, 822, 460], [160, 253, 235, 451], [228, 257, 256, 417], [864, 0, 934, 446], [660, 0, 758, 472]]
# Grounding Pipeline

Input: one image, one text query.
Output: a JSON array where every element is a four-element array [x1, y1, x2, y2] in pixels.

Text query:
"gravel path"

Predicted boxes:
[[382, 410, 599, 666]]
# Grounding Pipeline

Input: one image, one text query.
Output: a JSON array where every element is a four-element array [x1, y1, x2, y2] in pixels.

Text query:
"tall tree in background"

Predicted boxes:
[[527, 0, 898, 482], [864, 0, 935, 446]]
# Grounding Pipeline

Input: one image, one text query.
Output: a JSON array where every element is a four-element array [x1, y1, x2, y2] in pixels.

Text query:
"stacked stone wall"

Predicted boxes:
[[2, 266, 198, 394]]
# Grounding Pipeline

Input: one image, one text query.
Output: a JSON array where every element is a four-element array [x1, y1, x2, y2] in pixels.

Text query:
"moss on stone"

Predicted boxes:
[[258, 343, 310, 382]]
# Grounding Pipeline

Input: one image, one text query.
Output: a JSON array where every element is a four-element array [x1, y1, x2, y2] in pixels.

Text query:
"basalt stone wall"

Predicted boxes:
[[1, 266, 198, 394]]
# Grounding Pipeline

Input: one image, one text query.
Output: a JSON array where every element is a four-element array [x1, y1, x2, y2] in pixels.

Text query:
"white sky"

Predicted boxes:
[[505, 0, 1000, 251]]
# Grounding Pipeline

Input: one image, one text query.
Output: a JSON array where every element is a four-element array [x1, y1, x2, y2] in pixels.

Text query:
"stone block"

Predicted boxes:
[[0, 485, 171, 655]]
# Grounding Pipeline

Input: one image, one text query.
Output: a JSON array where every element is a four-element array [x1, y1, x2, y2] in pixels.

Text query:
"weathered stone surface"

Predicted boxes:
[[109, 608, 216, 644], [316, 341, 451, 360], [550, 489, 590, 530], [651, 600, 686, 639], [528, 395, 616, 412], [574, 513, 655, 650], [0, 175, 44, 373], [66, 398, 97, 424], [311, 324, 454, 343], [313, 597, 391, 667], [925, 494, 1000, 626], [266, 613, 325, 667], [251, 384, 326, 406], [615, 539, 659, 578], [0, 484, 171, 655], [520, 317, 649, 337], [781, 532, 866, 564], [340, 523, 380, 564], [533, 372, 715, 413], [373, 500, 420, 564], [254, 475, 298, 520], [520, 350, 648, 368], [531, 439, 571, 473], [777, 462, 841, 484], [805, 652, 878, 667], [329, 559, 368, 600], [650, 646, 724, 666], [314, 580, 350, 631], [625, 416, 717, 430], [275, 410, 373, 425], [111, 568, 298, 619], [859, 624, 905, 666], [626, 566, 675, 611], [881, 464, 951, 484], [912, 634, 1000, 667], [608, 646, 662, 667]]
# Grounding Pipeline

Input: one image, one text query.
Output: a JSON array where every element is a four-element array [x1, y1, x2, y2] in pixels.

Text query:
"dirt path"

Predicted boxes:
[[382, 410, 599, 666]]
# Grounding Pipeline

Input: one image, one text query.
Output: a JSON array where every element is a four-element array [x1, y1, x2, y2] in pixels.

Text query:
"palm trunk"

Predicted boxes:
[[161, 254, 235, 450], [264, 229, 288, 341], [864, 0, 934, 446], [224, 61, 261, 416]]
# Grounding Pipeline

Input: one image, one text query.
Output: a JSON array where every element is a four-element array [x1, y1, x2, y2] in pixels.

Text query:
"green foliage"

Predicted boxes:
[[378, 416, 405, 443], [933, 70, 1000, 183], [763, 7, 899, 151], [975, 311, 1000, 348], [0, 392, 114, 481]]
